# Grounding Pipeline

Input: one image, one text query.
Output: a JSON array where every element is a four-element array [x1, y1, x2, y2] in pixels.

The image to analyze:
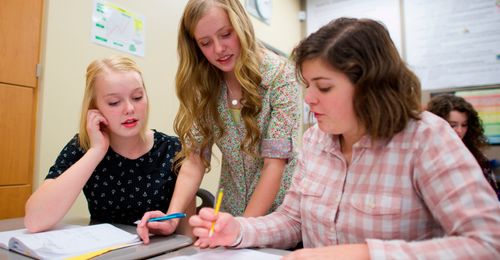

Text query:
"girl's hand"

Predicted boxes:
[[86, 109, 109, 152], [136, 211, 179, 244], [189, 208, 240, 248]]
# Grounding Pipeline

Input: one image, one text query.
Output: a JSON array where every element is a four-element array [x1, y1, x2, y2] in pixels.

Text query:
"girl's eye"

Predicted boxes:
[[133, 96, 143, 101], [108, 101, 119, 106], [199, 41, 210, 47], [221, 32, 231, 38], [318, 86, 331, 93]]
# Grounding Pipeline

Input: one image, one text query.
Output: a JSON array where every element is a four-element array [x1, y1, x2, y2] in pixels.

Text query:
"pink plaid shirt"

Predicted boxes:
[[237, 112, 500, 258]]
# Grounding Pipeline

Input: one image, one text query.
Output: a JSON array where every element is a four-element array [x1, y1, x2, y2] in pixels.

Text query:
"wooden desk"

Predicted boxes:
[[0, 218, 290, 259]]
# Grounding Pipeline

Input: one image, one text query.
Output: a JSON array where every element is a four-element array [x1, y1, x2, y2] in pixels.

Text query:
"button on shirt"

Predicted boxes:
[[237, 112, 500, 258]]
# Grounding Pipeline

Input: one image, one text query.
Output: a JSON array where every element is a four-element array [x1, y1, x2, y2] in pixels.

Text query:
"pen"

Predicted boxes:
[[209, 188, 224, 237], [133, 212, 186, 225]]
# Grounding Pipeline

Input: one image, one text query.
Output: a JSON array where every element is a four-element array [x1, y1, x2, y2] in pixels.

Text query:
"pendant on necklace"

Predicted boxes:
[[231, 99, 238, 106]]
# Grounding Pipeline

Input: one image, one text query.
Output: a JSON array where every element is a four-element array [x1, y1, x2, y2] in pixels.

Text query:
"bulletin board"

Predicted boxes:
[[455, 88, 500, 144], [405, 0, 500, 90], [306, 0, 403, 55], [306, 0, 500, 91]]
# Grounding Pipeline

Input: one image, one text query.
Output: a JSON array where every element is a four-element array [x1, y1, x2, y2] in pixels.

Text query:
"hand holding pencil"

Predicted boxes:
[[209, 188, 224, 237], [189, 189, 242, 248]]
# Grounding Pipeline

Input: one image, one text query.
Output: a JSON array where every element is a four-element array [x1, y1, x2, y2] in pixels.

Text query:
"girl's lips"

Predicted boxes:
[[217, 54, 232, 64], [122, 119, 138, 128]]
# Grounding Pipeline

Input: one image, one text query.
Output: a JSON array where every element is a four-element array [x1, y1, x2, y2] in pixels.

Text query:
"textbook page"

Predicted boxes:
[[6, 224, 140, 259], [169, 248, 282, 260], [0, 224, 80, 249]]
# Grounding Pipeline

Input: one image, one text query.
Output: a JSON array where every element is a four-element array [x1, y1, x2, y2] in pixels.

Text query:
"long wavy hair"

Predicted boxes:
[[292, 17, 421, 141], [79, 56, 149, 151], [175, 0, 262, 169], [427, 94, 490, 169]]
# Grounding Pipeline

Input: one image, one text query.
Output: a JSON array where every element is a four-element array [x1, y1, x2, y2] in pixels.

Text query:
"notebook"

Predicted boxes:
[[0, 224, 140, 259]]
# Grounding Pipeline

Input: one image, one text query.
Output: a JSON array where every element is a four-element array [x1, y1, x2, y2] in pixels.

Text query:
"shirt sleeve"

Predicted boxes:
[[187, 124, 213, 162], [261, 58, 301, 159], [236, 151, 304, 249], [46, 134, 85, 179], [366, 117, 500, 259]]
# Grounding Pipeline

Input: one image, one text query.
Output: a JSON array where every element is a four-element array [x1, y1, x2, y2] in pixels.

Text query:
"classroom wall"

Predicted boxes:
[[34, 0, 302, 220]]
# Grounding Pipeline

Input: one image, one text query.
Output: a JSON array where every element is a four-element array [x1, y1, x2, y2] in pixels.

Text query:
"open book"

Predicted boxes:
[[0, 224, 140, 259]]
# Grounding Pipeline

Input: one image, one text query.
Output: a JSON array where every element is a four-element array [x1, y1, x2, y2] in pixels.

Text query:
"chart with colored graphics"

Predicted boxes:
[[91, 0, 145, 57]]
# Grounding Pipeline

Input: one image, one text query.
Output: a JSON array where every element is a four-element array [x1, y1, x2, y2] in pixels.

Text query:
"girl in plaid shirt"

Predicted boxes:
[[189, 18, 500, 259]]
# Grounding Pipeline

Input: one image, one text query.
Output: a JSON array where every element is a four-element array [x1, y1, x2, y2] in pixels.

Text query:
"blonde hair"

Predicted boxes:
[[175, 0, 262, 169], [78, 56, 149, 151]]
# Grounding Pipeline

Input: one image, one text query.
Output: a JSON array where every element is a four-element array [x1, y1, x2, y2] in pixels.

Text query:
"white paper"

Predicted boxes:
[[0, 224, 79, 249], [169, 248, 282, 260]]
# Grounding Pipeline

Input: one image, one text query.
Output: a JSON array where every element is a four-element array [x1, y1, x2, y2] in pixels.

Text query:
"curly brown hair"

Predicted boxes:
[[427, 94, 489, 168]]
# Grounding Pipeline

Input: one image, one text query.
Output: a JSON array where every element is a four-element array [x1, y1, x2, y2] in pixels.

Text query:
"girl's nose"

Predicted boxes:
[[124, 100, 135, 115], [304, 88, 317, 105], [214, 39, 225, 54], [453, 125, 466, 139]]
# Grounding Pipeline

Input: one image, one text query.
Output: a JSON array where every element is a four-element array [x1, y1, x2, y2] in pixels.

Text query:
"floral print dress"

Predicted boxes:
[[200, 50, 301, 216]]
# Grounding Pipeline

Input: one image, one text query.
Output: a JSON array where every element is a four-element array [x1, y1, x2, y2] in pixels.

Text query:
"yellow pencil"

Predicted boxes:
[[209, 188, 224, 237]]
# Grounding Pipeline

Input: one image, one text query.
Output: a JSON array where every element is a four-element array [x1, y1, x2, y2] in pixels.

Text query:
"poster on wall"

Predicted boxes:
[[456, 88, 500, 145], [405, 0, 500, 90], [91, 0, 146, 57]]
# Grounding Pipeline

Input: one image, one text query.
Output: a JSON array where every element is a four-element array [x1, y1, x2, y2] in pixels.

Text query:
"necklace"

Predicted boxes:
[[226, 83, 240, 106]]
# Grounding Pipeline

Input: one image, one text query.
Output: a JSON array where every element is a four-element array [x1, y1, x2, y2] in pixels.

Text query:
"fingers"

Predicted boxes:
[[137, 211, 163, 227], [86, 110, 109, 150], [136, 211, 162, 244], [87, 109, 108, 131], [189, 212, 214, 230], [190, 211, 220, 248], [193, 235, 218, 248], [136, 211, 174, 244], [136, 224, 150, 244], [189, 210, 239, 248], [198, 207, 217, 220], [212, 212, 233, 234], [147, 221, 177, 236]]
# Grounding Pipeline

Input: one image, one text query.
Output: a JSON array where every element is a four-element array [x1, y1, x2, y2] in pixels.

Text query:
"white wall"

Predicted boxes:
[[35, 0, 302, 220]]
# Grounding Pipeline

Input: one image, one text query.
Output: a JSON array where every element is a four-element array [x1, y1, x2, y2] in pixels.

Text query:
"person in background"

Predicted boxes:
[[137, 0, 301, 241], [189, 18, 500, 259], [427, 94, 500, 199], [24, 56, 195, 237]]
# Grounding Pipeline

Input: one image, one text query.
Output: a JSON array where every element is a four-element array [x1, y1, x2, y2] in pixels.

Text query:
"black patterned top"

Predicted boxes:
[[46, 130, 180, 225]]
